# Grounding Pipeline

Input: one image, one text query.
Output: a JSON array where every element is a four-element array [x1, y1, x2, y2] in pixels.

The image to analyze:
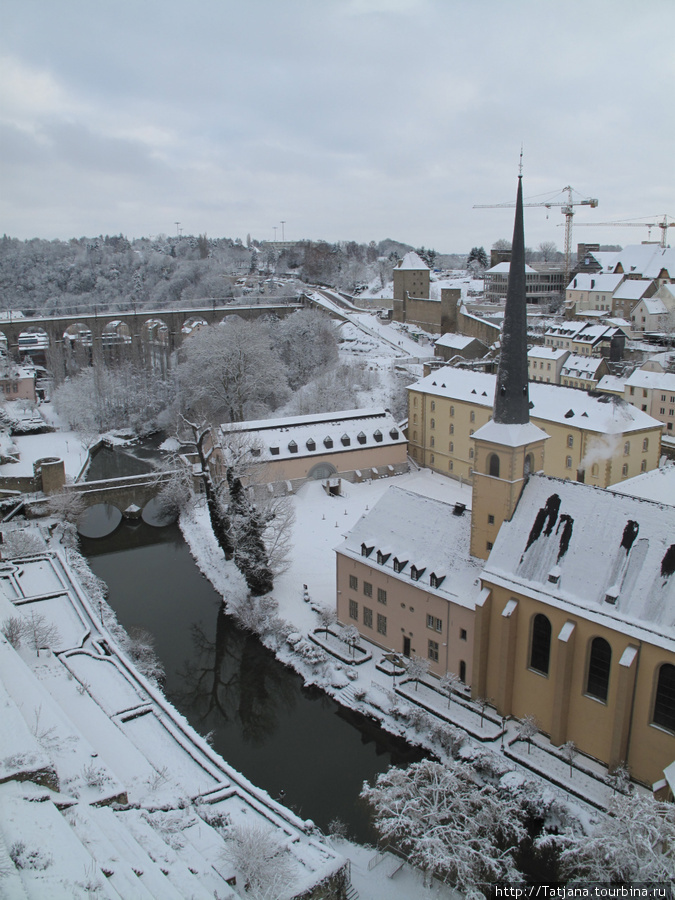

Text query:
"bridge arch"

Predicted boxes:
[[18, 326, 50, 365]]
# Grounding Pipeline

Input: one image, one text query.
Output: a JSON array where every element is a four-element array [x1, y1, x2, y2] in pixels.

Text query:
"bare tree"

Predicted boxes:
[[538, 240, 558, 261], [1, 615, 25, 648], [560, 740, 578, 777], [23, 611, 60, 656], [440, 671, 462, 707]]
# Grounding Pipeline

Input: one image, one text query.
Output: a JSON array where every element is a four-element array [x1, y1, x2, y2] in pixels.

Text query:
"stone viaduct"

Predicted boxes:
[[0, 300, 304, 364]]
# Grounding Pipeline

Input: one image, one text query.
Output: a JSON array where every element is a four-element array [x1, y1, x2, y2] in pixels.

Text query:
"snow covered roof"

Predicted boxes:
[[471, 420, 549, 448], [482, 474, 675, 652], [486, 262, 537, 274], [641, 297, 668, 315], [435, 333, 482, 350], [336, 486, 482, 608], [409, 368, 661, 435], [607, 245, 675, 280], [612, 463, 675, 507], [566, 273, 623, 292], [397, 251, 429, 271], [624, 369, 675, 392], [560, 355, 606, 378], [612, 279, 653, 301], [545, 322, 586, 339], [528, 347, 569, 361], [220, 408, 405, 462], [596, 375, 625, 394]]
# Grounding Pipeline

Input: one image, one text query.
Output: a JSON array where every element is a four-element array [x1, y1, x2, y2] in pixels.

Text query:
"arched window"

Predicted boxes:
[[591, 463, 599, 476], [524, 453, 534, 476], [529, 614, 551, 675], [488, 453, 500, 478], [653, 664, 675, 732], [430, 418, 435, 429], [586, 637, 611, 702]]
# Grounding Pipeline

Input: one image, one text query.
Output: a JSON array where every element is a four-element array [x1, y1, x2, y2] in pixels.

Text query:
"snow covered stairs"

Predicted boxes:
[[339, 683, 358, 705], [345, 882, 360, 899]]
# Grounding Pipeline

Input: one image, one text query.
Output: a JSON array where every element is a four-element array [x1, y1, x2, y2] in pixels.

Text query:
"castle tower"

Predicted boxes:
[[469, 175, 549, 560]]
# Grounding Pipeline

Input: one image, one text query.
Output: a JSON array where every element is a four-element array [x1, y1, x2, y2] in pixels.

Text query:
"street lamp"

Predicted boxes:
[[281, 220, 286, 242]]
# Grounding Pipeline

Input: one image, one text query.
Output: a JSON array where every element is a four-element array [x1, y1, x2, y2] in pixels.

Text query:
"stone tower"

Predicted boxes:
[[469, 176, 549, 560]]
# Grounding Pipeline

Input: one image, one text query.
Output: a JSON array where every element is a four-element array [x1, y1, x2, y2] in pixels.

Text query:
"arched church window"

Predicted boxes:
[[586, 637, 611, 702], [529, 613, 551, 676], [488, 453, 500, 478], [653, 664, 675, 732]]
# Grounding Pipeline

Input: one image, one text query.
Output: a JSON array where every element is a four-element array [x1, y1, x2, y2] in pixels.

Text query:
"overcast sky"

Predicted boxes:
[[2, 0, 674, 253]]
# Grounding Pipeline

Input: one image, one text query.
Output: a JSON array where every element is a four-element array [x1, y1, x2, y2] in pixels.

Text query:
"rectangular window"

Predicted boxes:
[[449, 424, 454, 434], [363, 581, 372, 598], [488, 514, 495, 525], [349, 575, 358, 590], [622, 463, 628, 476], [426, 614, 442, 632], [428, 639, 439, 662], [377, 587, 387, 605], [486, 541, 493, 551], [377, 614, 387, 636], [349, 599, 358, 620], [460, 628, 467, 641], [363, 606, 373, 628]]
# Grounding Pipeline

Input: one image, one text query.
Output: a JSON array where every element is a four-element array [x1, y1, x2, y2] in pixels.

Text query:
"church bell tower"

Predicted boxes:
[[470, 172, 549, 560]]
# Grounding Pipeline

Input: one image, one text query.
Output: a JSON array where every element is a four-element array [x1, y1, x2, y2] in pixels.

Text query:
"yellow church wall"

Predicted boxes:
[[482, 584, 675, 786]]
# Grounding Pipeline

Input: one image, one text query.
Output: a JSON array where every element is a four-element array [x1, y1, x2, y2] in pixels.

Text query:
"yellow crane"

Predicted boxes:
[[474, 186, 599, 283], [574, 215, 674, 249]]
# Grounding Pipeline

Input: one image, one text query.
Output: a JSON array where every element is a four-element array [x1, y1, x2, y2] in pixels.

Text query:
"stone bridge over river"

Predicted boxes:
[[0, 300, 303, 366], [66, 471, 179, 513]]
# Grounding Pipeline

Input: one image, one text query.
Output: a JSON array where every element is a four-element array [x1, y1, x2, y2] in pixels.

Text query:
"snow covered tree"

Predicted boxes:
[[341, 624, 360, 657], [362, 758, 526, 889], [316, 605, 337, 634], [221, 822, 296, 900], [270, 308, 338, 390], [517, 714, 538, 753], [406, 655, 430, 691], [226, 466, 274, 596], [492, 238, 512, 252], [467, 246, 489, 269], [175, 317, 290, 424], [45, 490, 85, 524], [557, 793, 675, 883]]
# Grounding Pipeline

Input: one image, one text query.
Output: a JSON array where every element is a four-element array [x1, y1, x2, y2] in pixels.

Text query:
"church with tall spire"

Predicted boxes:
[[469, 174, 549, 559]]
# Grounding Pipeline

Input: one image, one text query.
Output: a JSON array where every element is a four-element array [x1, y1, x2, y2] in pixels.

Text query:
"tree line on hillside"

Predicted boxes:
[[0, 233, 461, 317]]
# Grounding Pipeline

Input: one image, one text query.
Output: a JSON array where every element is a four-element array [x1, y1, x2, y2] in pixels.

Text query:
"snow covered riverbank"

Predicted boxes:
[[178, 469, 632, 840]]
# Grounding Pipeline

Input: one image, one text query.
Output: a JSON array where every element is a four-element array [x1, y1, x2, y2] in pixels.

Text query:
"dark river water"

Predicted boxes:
[[80, 518, 424, 843]]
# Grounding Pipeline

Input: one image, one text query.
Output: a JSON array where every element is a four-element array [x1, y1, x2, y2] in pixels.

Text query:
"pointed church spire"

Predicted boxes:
[[493, 174, 530, 425]]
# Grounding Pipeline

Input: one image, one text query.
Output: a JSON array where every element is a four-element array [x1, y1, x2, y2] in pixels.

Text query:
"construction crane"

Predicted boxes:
[[474, 186, 599, 283], [574, 215, 674, 249]]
